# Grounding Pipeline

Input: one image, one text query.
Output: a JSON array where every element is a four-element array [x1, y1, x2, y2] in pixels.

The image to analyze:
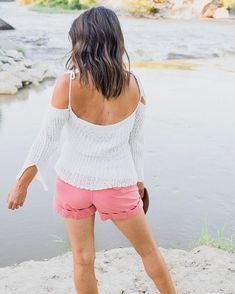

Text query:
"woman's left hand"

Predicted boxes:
[[137, 182, 144, 198]]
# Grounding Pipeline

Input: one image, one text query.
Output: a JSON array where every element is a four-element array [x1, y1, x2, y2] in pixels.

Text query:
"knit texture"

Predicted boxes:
[[16, 71, 146, 191]]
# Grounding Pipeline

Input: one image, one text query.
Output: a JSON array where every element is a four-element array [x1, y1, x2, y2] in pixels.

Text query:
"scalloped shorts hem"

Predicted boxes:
[[53, 176, 144, 222]]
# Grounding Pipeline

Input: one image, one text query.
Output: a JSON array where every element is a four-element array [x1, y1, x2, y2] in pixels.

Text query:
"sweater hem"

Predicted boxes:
[[54, 167, 138, 190]]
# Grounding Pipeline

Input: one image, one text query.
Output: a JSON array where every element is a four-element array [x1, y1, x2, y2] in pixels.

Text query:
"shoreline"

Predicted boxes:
[[0, 245, 234, 293], [3, 2, 234, 21]]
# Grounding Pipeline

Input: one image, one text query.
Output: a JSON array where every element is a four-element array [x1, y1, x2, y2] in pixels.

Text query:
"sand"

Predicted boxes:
[[0, 245, 234, 294]]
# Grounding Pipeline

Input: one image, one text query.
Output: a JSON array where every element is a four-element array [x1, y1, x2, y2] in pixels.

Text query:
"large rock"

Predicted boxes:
[[0, 49, 56, 95], [214, 7, 230, 18], [0, 71, 22, 95], [0, 18, 14, 30], [3, 49, 24, 61], [201, 0, 223, 17], [230, 5, 235, 15]]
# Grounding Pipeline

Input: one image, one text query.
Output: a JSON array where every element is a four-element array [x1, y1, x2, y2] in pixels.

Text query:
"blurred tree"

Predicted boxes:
[[221, 0, 235, 8], [17, 0, 83, 9], [123, 0, 155, 15], [79, 0, 98, 7]]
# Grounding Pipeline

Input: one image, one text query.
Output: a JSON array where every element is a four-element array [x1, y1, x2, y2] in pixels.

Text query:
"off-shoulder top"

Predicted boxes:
[[16, 69, 146, 191]]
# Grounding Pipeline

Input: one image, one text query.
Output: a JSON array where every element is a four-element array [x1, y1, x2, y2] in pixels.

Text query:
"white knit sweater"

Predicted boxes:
[[16, 70, 146, 191]]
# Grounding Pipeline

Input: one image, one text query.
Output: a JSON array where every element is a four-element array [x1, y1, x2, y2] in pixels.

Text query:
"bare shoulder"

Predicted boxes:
[[129, 72, 146, 105], [51, 73, 70, 109]]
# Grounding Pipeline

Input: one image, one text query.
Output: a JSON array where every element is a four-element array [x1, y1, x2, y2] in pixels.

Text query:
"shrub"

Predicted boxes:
[[17, 0, 82, 9], [79, 0, 98, 8], [68, 0, 81, 9], [123, 0, 154, 15], [221, 0, 235, 9]]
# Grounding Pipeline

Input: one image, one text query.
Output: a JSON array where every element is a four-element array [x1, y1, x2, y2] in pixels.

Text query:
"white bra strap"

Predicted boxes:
[[131, 71, 145, 102]]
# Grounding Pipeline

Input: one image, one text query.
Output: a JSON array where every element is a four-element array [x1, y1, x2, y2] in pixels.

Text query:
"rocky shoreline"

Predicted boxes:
[[0, 48, 56, 95], [1, 0, 235, 95], [0, 245, 234, 293], [101, 0, 235, 20]]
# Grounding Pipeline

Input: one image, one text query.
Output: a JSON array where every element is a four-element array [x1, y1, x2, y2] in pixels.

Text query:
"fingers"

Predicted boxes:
[[139, 188, 144, 198], [137, 182, 145, 198], [7, 199, 23, 210], [137, 186, 144, 198], [7, 193, 24, 210]]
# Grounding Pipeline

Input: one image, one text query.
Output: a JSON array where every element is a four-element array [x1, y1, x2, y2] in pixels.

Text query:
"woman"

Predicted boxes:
[[7, 6, 176, 294]]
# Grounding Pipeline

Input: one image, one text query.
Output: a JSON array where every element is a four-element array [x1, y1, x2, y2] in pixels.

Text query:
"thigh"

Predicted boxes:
[[111, 208, 157, 257], [64, 215, 96, 264]]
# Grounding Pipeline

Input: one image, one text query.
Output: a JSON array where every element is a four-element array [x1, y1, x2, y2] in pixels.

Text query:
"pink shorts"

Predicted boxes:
[[53, 177, 144, 221]]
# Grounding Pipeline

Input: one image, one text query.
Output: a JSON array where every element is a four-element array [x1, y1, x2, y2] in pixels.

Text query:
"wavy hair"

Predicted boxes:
[[65, 6, 131, 99]]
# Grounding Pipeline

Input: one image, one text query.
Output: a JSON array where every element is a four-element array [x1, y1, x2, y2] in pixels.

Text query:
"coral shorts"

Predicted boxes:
[[53, 177, 144, 221]]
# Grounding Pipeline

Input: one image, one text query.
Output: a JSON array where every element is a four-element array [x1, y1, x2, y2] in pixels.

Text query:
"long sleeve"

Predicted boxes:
[[128, 73, 146, 182], [129, 104, 146, 182], [16, 104, 70, 191]]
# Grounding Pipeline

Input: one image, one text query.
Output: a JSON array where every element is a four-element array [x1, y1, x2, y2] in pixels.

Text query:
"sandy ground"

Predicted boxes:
[[0, 245, 234, 294]]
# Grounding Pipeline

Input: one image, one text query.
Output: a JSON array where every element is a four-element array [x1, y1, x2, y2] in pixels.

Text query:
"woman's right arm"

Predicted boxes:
[[7, 74, 71, 210]]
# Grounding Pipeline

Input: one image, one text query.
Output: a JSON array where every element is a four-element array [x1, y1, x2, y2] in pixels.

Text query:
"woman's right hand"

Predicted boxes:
[[7, 182, 28, 210], [137, 181, 145, 199]]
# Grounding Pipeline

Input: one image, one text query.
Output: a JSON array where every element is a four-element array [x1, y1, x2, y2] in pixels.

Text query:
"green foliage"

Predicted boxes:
[[36, 0, 82, 9], [123, 0, 154, 15], [16, 47, 25, 56], [221, 0, 235, 9], [79, 0, 98, 8], [189, 223, 235, 253], [23, 0, 99, 10], [30, 4, 79, 12], [68, 0, 81, 9], [147, 6, 159, 14]]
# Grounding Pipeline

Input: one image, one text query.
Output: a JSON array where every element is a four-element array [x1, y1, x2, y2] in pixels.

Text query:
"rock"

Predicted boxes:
[[42, 69, 56, 80], [8, 63, 26, 73], [0, 72, 23, 89], [23, 59, 33, 68], [192, 0, 212, 12], [230, 5, 235, 15], [0, 83, 18, 95], [201, 0, 223, 18], [0, 49, 56, 94], [0, 71, 22, 95], [214, 7, 230, 18], [4, 49, 24, 61], [0, 55, 16, 65], [17, 71, 33, 85], [28, 62, 48, 84], [0, 18, 14, 30]]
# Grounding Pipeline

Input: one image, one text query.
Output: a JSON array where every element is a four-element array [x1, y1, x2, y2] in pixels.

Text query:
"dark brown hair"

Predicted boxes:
[[66, 6, 131, 99]]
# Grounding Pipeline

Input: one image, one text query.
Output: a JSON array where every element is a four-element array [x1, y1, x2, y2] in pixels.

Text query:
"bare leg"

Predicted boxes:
[[64, 215, 98, 294], [112, 209, 177, 294]]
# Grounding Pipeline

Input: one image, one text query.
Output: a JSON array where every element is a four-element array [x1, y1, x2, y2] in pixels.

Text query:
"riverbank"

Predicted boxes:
[[0, 48, 56, 94], [0, 245, 234, 293], [17, 0, 235, 20]]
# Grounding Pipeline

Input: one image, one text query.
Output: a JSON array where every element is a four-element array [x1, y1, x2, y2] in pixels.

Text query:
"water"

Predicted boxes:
[[0, 2, 235, 267]]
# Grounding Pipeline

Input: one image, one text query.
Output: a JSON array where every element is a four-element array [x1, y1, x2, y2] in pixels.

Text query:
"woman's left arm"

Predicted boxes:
[[7, 74, 70, 210]]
